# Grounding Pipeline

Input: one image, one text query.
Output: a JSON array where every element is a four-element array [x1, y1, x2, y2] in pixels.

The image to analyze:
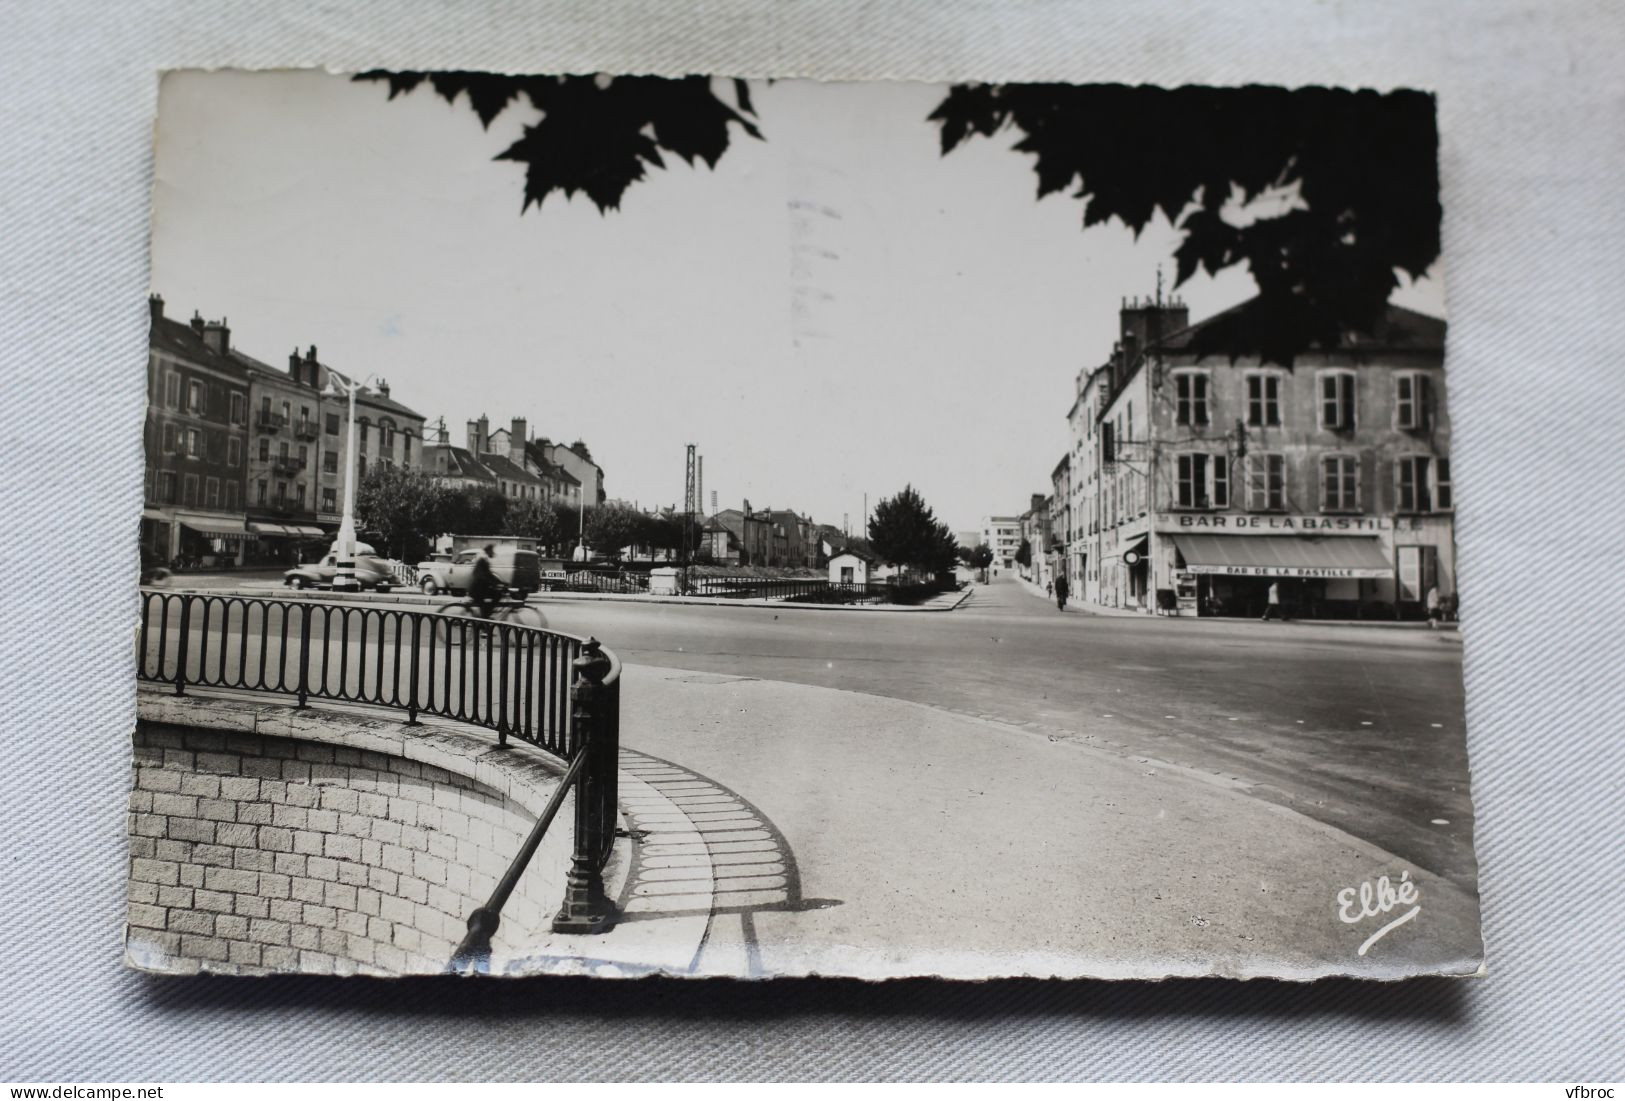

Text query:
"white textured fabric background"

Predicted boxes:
[[2, 0, 1621, 1082]]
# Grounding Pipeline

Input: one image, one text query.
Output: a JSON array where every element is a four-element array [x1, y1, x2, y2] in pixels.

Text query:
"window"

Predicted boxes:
[[1176, 453, 1211, 508], [1436, 458, 1453, 511], [295, 484, 306, 507], [1213, 455, 1230, 508], [1396, 456, 1434, 513], [281, 401, 291, 423], [230, 393, 245, 424], [182, 474, 199, 507], [161, 472, 177, 504], [166, 372, 181, 409], [1247, 374, 1282, 427], [402, 433, 412, 462], [323, 452, 338, 474], [1321, 455, 1359, 512], [185, 429, 201, 458], [275, 482, 287, 505], [227, 438, 240, 467], [1247, 454, 1287, 511], [258, 438, 270, 462], [205, 477, 219, 508], [225, 481, 239, 510], [297, 445, 308, 467], [358, 421, 369, 453], [161, 423, 177, 454], [322, 488, 336, 511], [1396, 372, 1431, 431], [278, 441, 289, 462], [300, 405, 311, 426], [1320, 371, 1356, 430], [325, 412, 340, 435], [260, 396, 271, 419], [188, 380, 205, 414], [257, 480, 267, 505], [1175, 373, 1210, 426], [358, 456, 367, 479]]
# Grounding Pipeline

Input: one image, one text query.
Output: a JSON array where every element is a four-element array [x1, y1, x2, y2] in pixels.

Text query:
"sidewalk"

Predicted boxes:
[[1014, 573, 1461, 631], [604, 664, 1482, 981]]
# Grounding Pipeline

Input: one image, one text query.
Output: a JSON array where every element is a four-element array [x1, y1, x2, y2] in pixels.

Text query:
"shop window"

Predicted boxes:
[[230, 393, 245, 424], [1319, 370, 1357, 431], [205, 477, 219, 508], [1176, 453, 1211, 508], [1396, 372, 1432, 431], [227, 438, 240, 467], [1174, 372, 1210, 426], [1395, 456, 1434, 513], [1436, 458, 1453, 511], [1213, 455, 1230, 508], [1247, 453, 1287, 511], [325, 412, 340, 435], [1247, 374, 1282, 427], [1321, 454, 1360, 512]]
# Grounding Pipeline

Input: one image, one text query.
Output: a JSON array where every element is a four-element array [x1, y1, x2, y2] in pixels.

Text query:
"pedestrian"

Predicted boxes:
[[1046, 578, 1054, 597], [1054, 573, 1070, 611], [1261, 579, 1284, 621], [1426, 584, 1441, 629]]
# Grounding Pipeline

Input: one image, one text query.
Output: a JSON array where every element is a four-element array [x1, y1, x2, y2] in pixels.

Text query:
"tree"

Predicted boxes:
[[355, 465, 456, 560], [1014, 538, 1033, 568], [503, 498, 562, 545], [354, 72, 762, 213], [446, 486, 508, 538], [929, 84, 1439, 365], [962, 543, 995, 570], [583, 503, 645, 560], [867, 485, 957, 575]]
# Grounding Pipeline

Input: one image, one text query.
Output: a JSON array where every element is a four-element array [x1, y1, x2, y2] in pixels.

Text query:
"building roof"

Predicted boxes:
[[319, 364, 426, 422], [480, 452, 542, 487], [523, 441, 583, 486], [149, 315, 249, 380], [830, 545, 879, 564], [422, 443, 497, 484], [1154, 300, 1447, 358]]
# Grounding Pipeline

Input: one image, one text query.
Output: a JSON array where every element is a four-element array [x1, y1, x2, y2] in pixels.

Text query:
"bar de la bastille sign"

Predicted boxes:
[[1156, 513, 1422, 536]]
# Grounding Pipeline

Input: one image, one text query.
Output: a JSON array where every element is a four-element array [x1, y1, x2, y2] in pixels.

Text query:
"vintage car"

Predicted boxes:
[[283, 545, 397, 591], [414, 548, 542, 598]]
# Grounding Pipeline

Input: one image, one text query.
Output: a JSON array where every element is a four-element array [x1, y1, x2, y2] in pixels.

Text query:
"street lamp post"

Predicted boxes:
[[327, 369, 375, 592]]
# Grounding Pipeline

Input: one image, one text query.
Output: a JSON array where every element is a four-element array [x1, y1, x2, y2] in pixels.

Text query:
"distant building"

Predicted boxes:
[[828, 547, 877, 586], [981, 515, 1022, 573], [235, 346, 328, 559], [143, 296, 251, 564]]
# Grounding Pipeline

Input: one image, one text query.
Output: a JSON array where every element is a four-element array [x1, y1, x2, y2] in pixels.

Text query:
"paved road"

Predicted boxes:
[[526, 576, 1475, 889], [147, 575, 1475, 890]]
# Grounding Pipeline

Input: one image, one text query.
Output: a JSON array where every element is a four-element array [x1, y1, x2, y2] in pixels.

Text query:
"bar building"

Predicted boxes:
[[1075, 294, 1454, 619]]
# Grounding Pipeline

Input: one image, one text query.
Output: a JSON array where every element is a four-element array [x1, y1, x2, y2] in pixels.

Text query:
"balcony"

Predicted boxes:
[[293, 420, 320, 440], [272, 456, 306, 474], [256, 411, 288, 432]]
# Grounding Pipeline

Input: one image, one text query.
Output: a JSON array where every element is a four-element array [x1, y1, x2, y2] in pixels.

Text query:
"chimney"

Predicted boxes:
[[190, 310, 205, 336], [509, 418, 527, 464], [377, 379, 391, 399], [466, 419, 481, 453], [148, 294, 164, 325], [199, 317, 230, 355], [289, 349, 302, 376]]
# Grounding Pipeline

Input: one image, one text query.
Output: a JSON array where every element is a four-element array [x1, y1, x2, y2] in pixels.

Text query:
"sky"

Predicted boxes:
[[151, 71, 1445, 535]]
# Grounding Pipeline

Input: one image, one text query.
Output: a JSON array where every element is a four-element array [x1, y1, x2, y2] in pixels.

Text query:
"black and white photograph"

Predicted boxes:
[[129, 69, 1481, 981]]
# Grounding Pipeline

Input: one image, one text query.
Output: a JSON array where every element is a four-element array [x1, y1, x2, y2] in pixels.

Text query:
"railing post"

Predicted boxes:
[[553, 637, 616, 934], [296, 601, 312, 708], [173, 595, 191, 697], [406, 613, 421, 726]]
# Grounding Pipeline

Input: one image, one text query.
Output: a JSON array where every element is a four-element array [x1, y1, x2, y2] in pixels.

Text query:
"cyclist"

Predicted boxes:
[[468, 543, 504, 620]]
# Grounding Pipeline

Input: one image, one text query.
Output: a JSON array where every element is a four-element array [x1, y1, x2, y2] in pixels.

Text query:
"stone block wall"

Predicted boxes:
[[126, 721, 570, 976]]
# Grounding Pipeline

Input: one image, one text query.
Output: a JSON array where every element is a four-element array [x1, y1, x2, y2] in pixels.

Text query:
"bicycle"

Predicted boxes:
[[431, 594, 548, 644]]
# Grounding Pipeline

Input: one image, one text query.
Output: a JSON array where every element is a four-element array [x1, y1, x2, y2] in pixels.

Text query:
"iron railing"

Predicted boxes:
[[689, 575, 955, 604], [135, 588, 621, 962], [541, 570, 650, 596]]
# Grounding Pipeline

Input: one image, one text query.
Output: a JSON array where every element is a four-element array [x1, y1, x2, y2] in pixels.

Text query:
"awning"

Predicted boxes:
[[248, 521, 291, 535], [140, 508, 167, 523], [287, 525, 326, 537], [1172, 534, 1392, 579], [179, 518, 251, 540], [1111, 535, 1149, 562]]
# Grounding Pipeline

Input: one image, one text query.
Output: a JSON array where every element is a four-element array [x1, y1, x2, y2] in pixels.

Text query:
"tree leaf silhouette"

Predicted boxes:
[[930, 83, 1440, 364], [354, 71, 763, 213]]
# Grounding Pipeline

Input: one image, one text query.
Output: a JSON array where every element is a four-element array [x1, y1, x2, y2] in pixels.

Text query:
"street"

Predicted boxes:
[[527, 575, 1475, 890]]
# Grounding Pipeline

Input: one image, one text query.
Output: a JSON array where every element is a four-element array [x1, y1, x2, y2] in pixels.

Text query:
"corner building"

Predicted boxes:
[[1088, 297, 1455, 619]]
